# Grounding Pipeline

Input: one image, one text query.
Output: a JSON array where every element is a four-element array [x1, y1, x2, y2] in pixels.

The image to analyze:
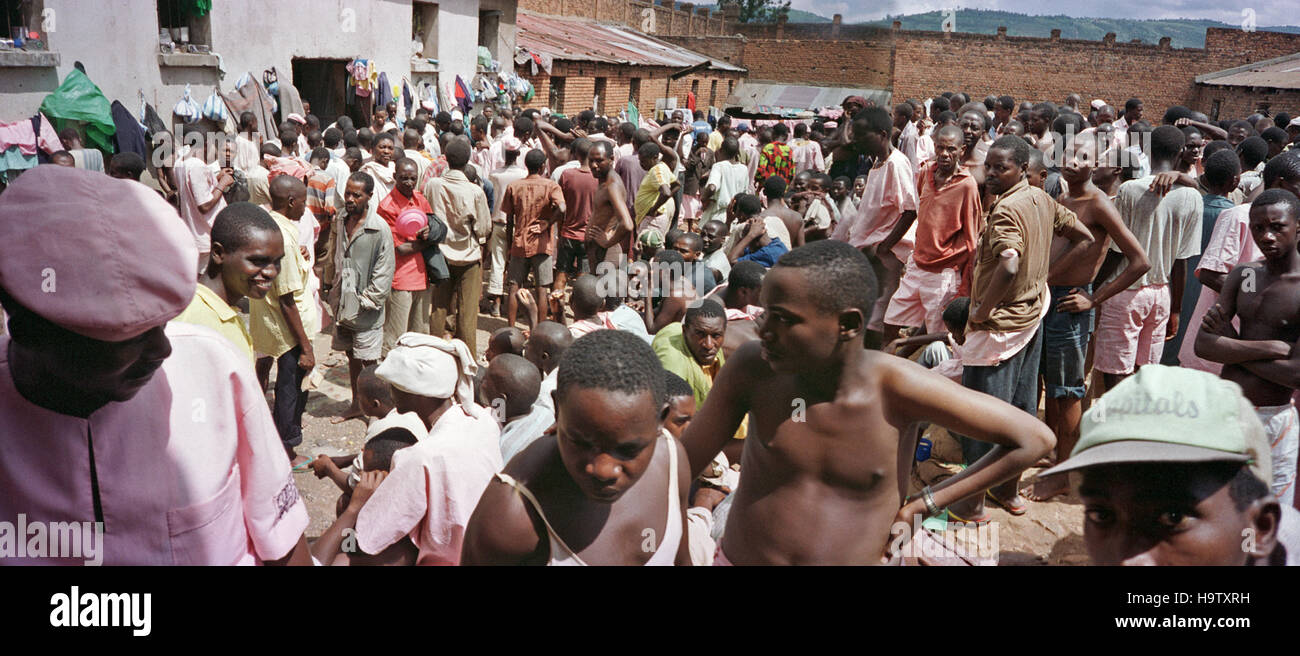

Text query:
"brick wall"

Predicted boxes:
[[1194, 85, 1300, 121], [743, 38, 891, 88], [659, 35, 746, 66]]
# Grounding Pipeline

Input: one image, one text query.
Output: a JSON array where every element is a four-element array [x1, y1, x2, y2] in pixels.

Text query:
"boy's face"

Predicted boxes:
[[217, 228, 283, 301], [758, 266, 862, 374], [853, 177, 867, 195], [805, 178, 823, 194], [1249, 203, 1299, 261], [943, 319, 966, 345], [683, 317, 725, 366], [1228, 125, 1248, 147], [661, 395, 696, 439], [830, 180, 848, 201], [374, 139, 395, 165], [638, 152, 659, 172], [555, 387, 662, 502], [357, 381, 391, 419], [1063, 134, 1098, 187], [673, 237, 699, 261], [1079, 463, 1277, 566], [1026, 163, 1048, 189], [792, 172, 810, 193]]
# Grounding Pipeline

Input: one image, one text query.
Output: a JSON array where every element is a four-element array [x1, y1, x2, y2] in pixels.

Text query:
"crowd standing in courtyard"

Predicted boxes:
[[3, 86, 1300, 566]]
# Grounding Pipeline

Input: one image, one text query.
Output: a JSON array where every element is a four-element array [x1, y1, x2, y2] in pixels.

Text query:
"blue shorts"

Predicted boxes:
[[1041, 284, 1093, 400]]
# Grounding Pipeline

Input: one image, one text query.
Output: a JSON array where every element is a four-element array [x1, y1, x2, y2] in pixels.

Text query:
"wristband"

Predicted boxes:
[[921, 486, 941, 517]]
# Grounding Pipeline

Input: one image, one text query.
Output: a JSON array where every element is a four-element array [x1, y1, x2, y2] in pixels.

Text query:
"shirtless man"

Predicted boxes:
[[585, 141, 635, 272], [1028, 131, 1152, 501], [760, 176, 805, 248], [463, 329, 691, 565], [1196, 188, 1300, 507], [681, 240, 1055, 564], [958, 108, 991, 190], [707, 260, 765, 360]]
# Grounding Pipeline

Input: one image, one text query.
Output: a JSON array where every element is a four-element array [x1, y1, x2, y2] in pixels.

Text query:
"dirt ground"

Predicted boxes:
[[282, 315, 1088, 566]]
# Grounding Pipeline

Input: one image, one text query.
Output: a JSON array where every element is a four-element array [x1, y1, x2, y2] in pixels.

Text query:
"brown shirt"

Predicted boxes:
[[969, 179, 1078, 333], [501, 175, 564, 258]]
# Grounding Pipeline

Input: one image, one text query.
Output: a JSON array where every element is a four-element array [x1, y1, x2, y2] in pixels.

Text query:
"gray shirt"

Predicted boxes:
[[331, 210, 395, 331]]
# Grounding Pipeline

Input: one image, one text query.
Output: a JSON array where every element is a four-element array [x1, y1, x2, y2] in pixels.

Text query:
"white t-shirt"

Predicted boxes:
[[1110, 176, 1204, 289], [701, 159, 750, 225]]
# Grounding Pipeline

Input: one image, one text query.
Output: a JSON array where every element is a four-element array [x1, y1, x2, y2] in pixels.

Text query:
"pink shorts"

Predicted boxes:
[[1093, 284, 1170, 375], [884, 262, 962, 334]]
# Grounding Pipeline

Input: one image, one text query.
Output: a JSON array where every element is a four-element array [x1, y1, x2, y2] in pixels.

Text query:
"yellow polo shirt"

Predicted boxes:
[[173, 284, 254, 364], [249, 211, 319, 358]]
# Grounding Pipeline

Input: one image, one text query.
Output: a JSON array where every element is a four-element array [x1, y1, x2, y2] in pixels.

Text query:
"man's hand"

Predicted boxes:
[[300, 245, 310, 260], [691, 485, 728, 512], [217, 170, 235, 192], [1202, 304, 1236, 338], [310, 455, 333, 479], [745, 218, 765, 240], [970, 299, 990, 324], [1056, 287, 1095, 313], [1148, 171, 1181, 196], [883, 339, 903, 355], [298, 344, 316, 371], [1165, 312, 1180, 342], [348, 470, 388, 512]]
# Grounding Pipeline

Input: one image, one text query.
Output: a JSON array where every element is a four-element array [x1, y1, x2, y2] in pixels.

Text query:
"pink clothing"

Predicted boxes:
[[355, 403, 502, 565], [885, 260, 962, 333], [961, 285, 1049, 366], [569, 312, 615, 338], [831, 149, 918, 262], [1094, 284, 1171, 375], [713, 543, 734, 566], [791, 138, 825, 174], [1179, 204, 1262, 374], [172, 155, 227, 254], [0, 323, 309, 564], [0, 115, 61, 156]]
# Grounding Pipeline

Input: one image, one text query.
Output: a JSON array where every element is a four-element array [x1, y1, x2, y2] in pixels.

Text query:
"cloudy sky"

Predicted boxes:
[[797, 1, 1294, 28]]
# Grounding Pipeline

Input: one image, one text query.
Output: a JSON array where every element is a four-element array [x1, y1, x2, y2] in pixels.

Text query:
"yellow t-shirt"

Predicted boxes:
[[250, 211, 319, 358], [173, 283, 254, 364]]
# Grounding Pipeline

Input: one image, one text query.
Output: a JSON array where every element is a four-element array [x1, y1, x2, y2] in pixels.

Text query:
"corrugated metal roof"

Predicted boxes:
[[516, 11, 745, 73], [1196, 51, 1300, 89], [724, 81, 891, 117]]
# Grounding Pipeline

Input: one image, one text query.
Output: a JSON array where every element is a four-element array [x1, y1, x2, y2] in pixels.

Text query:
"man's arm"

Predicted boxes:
[[970, 249, 1018, 324], [1057, 203, 1150, 312], [262, 535, 313, 566], [1198, 268, 1229, 294], [534, 121, 571, 171], [592, 184, 635, 248], [359, 231, 395, 311], [1197, 265, 1292, 365], [884, 357, 1054, 520], [310, 470, 385, 564], [680, 342, 757, 476], [1167, 257, 1188, 341], [460, 477, 544, 565], [876, 209, 917, 258], [278, 293, 315, 370]]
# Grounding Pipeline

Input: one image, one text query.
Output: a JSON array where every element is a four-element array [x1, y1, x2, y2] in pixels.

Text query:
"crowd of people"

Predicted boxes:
[[3, 87, 1300, 566]]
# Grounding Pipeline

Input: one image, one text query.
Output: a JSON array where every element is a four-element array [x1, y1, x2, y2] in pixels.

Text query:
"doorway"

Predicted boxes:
[[291, 58, 353, 128]]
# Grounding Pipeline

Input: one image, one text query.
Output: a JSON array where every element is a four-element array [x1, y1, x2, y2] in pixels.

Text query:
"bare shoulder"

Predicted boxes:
[[464, 435, 554, 564]]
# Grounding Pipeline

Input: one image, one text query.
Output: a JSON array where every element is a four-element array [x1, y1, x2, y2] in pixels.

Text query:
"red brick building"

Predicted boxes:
[[1194, 52, 1300, 120], [515, 11, 745, 119]]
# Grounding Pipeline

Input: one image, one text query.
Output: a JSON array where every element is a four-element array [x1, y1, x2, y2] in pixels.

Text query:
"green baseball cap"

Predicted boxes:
[[1041, 365, 1271, 482], [638, 229, 664, 249]]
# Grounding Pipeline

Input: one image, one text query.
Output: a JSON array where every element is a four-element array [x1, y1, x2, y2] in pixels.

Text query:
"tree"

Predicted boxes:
[[729, 0, 791, 24]]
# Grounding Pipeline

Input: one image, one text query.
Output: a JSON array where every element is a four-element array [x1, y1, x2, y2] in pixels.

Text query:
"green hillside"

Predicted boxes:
[[858, 10, 1300, 48]]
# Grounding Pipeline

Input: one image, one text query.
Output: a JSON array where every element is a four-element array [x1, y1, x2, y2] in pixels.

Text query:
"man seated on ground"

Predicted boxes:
[[478, 353, 542, 434], [323, 333, 501, 565], [1041, 365, 1299, 565], [498, 322, 574, 464], [462, 330, 691, 565], [681, 239, 1054, 564]]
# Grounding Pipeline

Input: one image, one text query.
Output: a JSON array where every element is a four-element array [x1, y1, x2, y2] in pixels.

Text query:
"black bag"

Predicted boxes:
[[422, 212, 451, 284]]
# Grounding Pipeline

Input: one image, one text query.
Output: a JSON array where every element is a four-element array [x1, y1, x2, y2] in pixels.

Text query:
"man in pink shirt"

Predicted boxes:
[[173, 125, 234, 276], [319, 333, 501, 565], [831, 107, 919, 335], [0, 166, 310, 565]]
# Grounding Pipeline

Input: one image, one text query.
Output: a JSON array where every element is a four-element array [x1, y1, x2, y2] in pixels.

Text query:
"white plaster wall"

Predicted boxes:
[[0, 0, 515, 124]]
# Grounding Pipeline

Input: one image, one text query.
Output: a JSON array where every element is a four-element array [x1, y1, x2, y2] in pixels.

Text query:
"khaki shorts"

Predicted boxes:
[[332, 322, 383, 361]]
